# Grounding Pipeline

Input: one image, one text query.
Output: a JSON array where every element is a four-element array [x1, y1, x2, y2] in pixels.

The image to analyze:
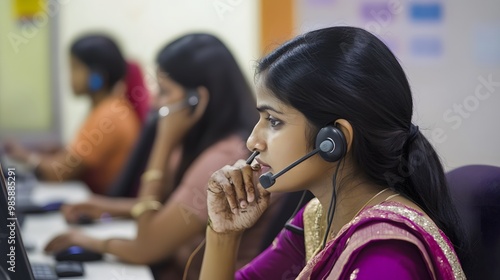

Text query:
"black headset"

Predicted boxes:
[[281, 124, 347, 235], [259, 123, 348, 189], [315, 124, 347, 163]]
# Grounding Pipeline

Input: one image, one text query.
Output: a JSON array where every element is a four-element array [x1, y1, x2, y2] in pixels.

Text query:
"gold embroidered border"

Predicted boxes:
[[373, 204, 466, 280], [297, 202, 466, 280], [303, 198, 322, 262]]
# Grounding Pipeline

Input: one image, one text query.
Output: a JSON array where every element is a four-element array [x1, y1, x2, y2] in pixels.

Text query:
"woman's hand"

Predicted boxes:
[[207, 159, 270, 233], [62, 195, 109, 224], [44, 229, 90, 253], [156, 87, 207, 148], [157, 105, 195, 147], [3, 140, 30, 162]]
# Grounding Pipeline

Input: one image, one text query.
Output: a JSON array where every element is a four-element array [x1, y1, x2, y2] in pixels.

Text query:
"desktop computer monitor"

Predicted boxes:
[[0, 163, 35, 280]]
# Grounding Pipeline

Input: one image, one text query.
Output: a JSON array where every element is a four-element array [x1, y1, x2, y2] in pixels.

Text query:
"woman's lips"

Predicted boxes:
[[259, 165, 271, 175], [255, 158, 271, 175]]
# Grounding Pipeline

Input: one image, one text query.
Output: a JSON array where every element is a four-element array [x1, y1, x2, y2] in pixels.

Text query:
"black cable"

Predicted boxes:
[[283, 190, 308, 235], [281, 191, 309, 257], [322, 159, 343, 248]]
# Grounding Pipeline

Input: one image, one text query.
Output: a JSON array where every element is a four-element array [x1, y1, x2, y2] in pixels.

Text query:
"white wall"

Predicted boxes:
[[57, 0, 259, 142], [296, 0, 500, 170]]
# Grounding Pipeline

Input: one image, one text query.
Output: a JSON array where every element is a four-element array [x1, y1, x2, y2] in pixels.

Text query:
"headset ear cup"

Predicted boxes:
[[315, 125, 347, 162], [88, 72, 104, 92], [185, 89, 200, 109]]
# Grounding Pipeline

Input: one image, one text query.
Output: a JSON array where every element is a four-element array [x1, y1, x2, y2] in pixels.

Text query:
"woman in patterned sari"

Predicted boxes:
[[200, 26, 469, 279]]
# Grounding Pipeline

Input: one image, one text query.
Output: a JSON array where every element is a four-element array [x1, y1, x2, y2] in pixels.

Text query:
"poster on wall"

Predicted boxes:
[[296, 0, 446, 65]]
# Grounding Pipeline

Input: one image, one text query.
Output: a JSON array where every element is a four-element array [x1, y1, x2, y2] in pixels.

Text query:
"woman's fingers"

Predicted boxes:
[[240, 165, 255, 203], [221, 181, 238, 214], [211, 168, 238, 213], [232, 159, 258, 204], [44, 233, 69, 253], [206, 159, 271, 233], [209, 160, 262, 214], [61, 204, 79, 223], [228, 167, 247, 209]]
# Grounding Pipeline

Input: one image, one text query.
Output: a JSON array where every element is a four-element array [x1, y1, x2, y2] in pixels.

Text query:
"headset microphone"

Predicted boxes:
[[158, 89, 200, 118], [259, 140, 335, 189]]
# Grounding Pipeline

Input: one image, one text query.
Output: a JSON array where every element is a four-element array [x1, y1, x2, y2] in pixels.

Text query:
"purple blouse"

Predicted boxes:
[[236, 201, 465, 280], [235, 207, 306, 280]]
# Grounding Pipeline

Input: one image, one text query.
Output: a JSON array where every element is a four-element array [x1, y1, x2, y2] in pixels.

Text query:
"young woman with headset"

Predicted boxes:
[[200, 27, 469, 279], [44, 34, 284, 280], [4, 34, 141, 194]]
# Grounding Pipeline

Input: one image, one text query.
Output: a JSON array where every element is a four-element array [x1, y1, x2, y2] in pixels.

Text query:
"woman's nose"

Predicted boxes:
[[246, 123, 266, 152]]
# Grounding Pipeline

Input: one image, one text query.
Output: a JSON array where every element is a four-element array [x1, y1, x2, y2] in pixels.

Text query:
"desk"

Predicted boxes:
[[22, 182, 154, 280]]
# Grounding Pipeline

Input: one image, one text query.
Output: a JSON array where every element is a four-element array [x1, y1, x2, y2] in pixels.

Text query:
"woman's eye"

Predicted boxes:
[[266, 116, 282, 128]]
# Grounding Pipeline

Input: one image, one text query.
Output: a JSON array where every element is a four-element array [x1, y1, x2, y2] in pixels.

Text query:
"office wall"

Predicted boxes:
[[296, 0, 500, 170], [0, 0, 56, 140], [57, 0, 259, 142]]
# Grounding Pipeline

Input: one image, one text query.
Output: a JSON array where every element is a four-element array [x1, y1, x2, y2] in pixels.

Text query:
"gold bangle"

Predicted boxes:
[[130, 200, 162, 219], [140, 169, 163, 184]]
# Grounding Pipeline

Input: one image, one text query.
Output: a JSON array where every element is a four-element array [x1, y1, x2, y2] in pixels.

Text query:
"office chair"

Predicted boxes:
[[106, 110, 159, 197], [446, 164, 500, 280]]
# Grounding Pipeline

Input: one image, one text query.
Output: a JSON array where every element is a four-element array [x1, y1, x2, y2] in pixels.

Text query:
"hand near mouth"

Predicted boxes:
[[207, 159, 270, 233]]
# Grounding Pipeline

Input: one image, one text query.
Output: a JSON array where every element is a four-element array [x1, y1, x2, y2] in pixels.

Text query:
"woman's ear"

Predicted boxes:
[[192, 86, 210, 121], [334, 119, 354, 153]]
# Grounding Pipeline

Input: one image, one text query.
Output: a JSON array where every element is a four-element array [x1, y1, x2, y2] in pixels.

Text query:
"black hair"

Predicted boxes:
[[257, 26, 469, 270], [70, 34, 126, 90], [156, 33, 257, 185]]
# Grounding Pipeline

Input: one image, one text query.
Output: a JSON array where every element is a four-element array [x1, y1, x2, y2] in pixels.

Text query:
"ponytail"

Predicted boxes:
[[388, 126, 470, 271]]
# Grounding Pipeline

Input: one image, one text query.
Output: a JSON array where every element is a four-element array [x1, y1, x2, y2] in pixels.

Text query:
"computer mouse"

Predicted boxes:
[[42, 201, 64, 211], [54, 261, 85, 277], [54, 246, 103, 262]]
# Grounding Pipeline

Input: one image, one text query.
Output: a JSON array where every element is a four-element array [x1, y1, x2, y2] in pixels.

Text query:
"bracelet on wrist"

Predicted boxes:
[[130, 200, 162, 219], [140, 169, 163, 184]]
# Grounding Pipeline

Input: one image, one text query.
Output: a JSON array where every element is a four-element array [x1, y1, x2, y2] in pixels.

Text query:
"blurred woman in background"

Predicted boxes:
[[44, 33, 283, 280], [5, 34, 141, 194]]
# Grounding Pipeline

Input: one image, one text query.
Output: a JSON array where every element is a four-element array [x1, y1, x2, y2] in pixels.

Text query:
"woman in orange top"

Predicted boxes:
[[5, 34, 140, 194]]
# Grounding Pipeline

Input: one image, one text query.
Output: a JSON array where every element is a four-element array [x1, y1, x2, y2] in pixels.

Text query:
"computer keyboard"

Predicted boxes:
[[31, 263, 58, 280]]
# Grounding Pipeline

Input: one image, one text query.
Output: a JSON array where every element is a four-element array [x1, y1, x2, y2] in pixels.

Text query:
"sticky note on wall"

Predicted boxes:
[[361, 2, 397, 24], [410, 36, 442, 57], [13, 0, 45, 20], [409, 3, 442, 22], [474, 24, 500, 65]]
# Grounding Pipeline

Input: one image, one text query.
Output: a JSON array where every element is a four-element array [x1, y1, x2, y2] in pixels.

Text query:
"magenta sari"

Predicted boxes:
[[236, 200, 465, 280]]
